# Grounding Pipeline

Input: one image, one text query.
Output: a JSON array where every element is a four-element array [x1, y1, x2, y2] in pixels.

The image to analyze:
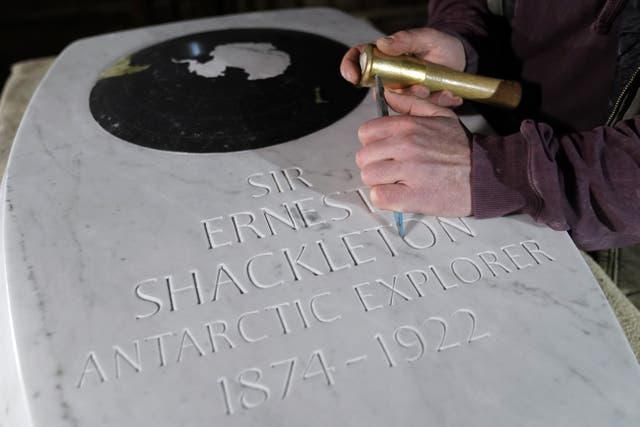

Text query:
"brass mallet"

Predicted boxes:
[[358, 44, 522, 109]]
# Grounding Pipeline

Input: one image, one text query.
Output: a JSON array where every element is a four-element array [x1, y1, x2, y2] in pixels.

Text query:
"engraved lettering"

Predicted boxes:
[[477, 251, 512, 276], [374, 334, 396, 367], [450, 257, 483, 284], [316, 239, 350, 272], [262, 204, 299, 235], [218, 376, 235, 415], [364, 225, 398, 257], [271, 357, 297, 399], [246, 252, 283, 289], [502, 244, 533, 270], [429, 265, 459, 290], [219, 348, 343, 415], [265, 302, 292, 334], [205, 320, 237, 352], [340, 231, 376, 265], [309, 292, 342, 323], [521, 240, 555, 264], [247, 172, 271, 198], [202, 216, 232, 250], [372, 308, 491, 370], [230, 212, 266, 243], [134, 278, 163, 320], [345, 355, 367, 366], [237, 311, 268, 343], [77, 351, 108, 388], [212, 264, 247, 301], [356, 187, 376, 212], [282, 244, 324, 281], [294, 197, 326, 228], [177, 327, 206, 362], [345, 187, 376, 213], [402, 218, 437, 249], [283, 166, 313, 190], [114, 341, 141, 378], [436, 217, 475, 241], [375, 275, 412, 306], [393, 326, 425, 362], [269, 170, 285, 193], [238, 368, 270, 409], [144, 331, 174, 367], [353, 282, 382, 312], [452, 309, 491, 343], [301, 350, 335, 386], [166, 271, 204, 312], [424, 317, 461, 352], [293, 299, 311, 329], [322, 192, 352, 221], [405, 269, 427, 297]]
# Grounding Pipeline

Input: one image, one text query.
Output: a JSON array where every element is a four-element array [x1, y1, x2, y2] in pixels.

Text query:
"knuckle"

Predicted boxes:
[[435, 116, 456, 131], [424, 117, 443, 131], [411, 86, 431, 99], [360, 165, 375, 185], [369, 186, 386, 207], [357, 123, 371, 143], [370, 186, 396, 209], [359, 169, 369, 186], [354, 148, 367, 168], [404, 159, 426, 176], [358, 117, 390, 144], [398, 138, 416, 152], [393, 30, 411, 42], [403, 121, 430, 143], [394, 116, 419, 134], [417, 27, 435, 41]]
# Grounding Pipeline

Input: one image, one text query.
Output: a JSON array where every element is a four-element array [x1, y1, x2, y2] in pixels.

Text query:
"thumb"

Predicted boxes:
[[340, 45, 365, 84], [384, 91, 457, 118]]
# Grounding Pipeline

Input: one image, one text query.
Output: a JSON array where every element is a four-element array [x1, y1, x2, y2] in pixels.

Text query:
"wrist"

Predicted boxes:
[[470, 133, 535, 218]]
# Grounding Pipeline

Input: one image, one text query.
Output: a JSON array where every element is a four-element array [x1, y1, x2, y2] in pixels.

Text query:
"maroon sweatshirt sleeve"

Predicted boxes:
[[427, 0, 491, 39], [472, 117, 640, 251], [427, 0, 492, 73]]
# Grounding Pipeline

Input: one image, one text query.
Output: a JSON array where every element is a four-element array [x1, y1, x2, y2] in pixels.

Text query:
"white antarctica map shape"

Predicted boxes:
[[173, 42, 291, 80], [1, 8, 640, 427]]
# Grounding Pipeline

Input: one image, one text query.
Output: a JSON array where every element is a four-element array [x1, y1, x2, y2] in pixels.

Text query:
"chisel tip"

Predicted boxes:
[[394, 211, 404, 237]]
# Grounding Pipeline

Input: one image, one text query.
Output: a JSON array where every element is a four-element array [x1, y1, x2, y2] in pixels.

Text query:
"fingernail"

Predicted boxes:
[[382, 36, 394, 44]]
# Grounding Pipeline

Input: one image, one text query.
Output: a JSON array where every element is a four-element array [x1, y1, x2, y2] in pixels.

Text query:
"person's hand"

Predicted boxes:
[[355, 91, 472, 217], [340, 28, 466, 107]]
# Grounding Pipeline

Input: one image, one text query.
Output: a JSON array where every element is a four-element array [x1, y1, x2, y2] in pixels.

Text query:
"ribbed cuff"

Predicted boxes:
[[457, 34, 480, 74], [471, 132, 537, 218]]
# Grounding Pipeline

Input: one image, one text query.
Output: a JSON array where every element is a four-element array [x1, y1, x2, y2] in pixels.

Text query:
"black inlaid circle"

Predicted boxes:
[[89, 28, 367, 153]]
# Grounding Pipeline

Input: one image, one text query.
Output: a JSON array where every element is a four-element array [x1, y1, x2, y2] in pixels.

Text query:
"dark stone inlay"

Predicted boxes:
[[89, 28, 367, 153]]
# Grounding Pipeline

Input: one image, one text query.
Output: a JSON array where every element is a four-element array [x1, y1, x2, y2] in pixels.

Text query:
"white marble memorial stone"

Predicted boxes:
[[1, 8, 640, 427]]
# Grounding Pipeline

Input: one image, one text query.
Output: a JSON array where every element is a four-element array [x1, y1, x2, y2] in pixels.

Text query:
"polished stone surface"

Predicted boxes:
[[1, 8, 640, 427]]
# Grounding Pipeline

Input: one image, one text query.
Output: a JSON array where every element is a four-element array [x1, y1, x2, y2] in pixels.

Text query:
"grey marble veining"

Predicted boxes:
[[1, 8, 639, 427]]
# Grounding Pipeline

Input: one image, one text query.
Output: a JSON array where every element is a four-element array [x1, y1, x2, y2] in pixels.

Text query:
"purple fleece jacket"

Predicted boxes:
[[427, 0, 640, 250]]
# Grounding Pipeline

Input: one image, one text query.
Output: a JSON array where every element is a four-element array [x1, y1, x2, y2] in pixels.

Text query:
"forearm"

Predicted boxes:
[[471, 116, 640, 250]]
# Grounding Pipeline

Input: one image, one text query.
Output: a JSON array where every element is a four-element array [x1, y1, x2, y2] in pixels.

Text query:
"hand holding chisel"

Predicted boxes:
[[374, 75, 405, 238], [340, 31, 503, 228]]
